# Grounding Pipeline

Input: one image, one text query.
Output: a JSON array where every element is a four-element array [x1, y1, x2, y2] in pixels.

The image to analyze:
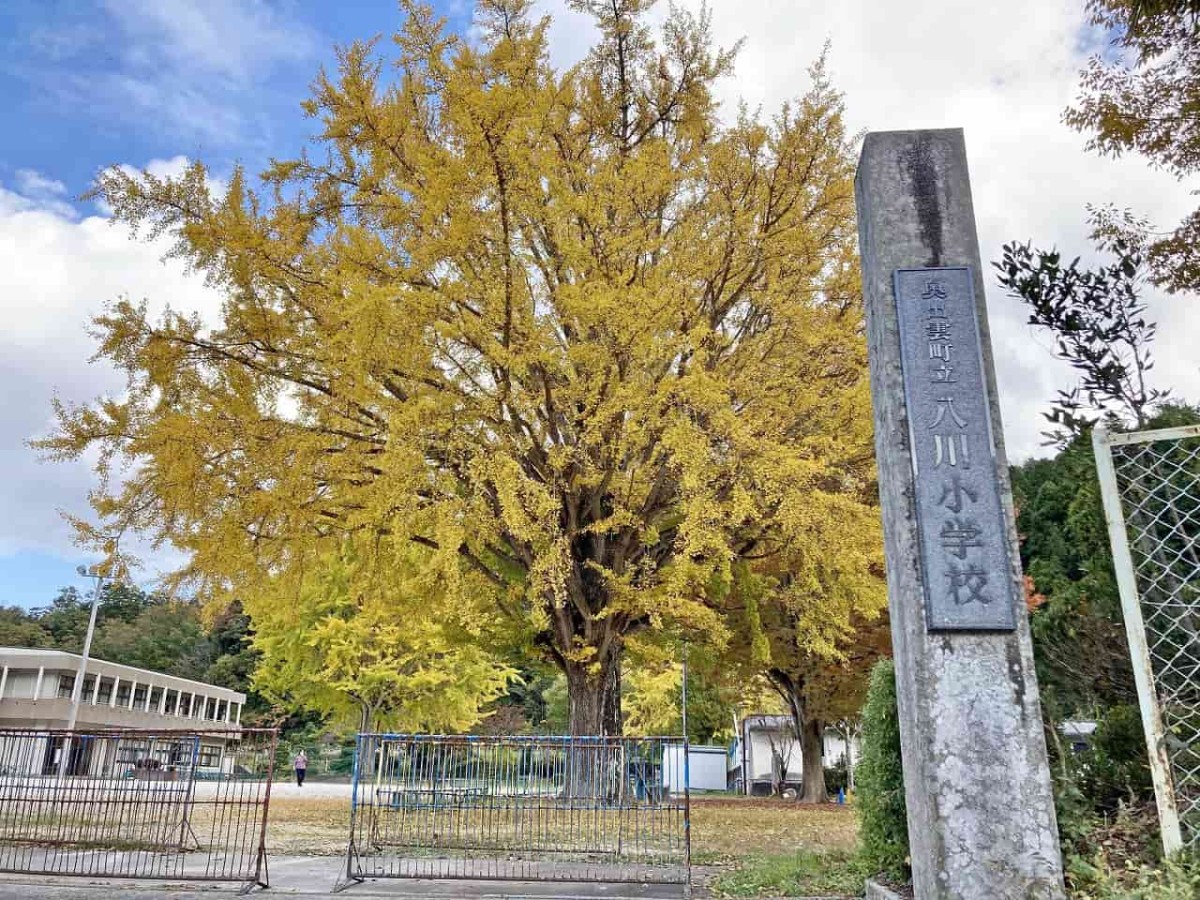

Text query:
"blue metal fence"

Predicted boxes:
[[339, 733, 690, 892]]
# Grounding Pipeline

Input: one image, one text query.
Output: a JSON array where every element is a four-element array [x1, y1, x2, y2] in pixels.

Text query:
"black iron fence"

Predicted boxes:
[[0, 727, 276, 888], [341, 734, 690, 891]]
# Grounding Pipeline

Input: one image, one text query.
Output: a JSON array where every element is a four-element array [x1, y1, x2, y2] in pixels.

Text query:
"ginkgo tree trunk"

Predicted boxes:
[[725, 560, 889, 803], [40, 0, 880, 736]]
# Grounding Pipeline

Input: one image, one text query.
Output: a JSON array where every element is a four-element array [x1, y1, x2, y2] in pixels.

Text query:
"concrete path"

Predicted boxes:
[[0, 856, 699, 898]]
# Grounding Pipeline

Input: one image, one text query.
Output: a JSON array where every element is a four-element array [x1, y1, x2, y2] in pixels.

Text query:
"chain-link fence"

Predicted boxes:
[[1094, 424, 1200, 853], [340, 734, 690, 892]]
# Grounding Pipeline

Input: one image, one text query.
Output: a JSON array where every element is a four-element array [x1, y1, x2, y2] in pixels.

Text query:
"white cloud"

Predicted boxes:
[[0, 163, 222, 565], [531, 0, 1200, 456], [19, 1, 319, 146], [100, 0, 318, 82], [15, 169, 67, 198], [654, 0, 1200, 459], [5, 170, 77, 220]]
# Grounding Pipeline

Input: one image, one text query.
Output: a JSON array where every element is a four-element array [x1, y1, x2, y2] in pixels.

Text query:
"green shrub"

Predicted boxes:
[[1051, 759, 1098, 855], [857, 658, 909, 881], [1068, 854, 1200, 899], [1083, 704, 1154, 812], [824, 757, 848, 795]]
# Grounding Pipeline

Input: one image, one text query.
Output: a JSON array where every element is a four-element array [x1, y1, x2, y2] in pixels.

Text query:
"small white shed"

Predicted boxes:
[[734, 714, 860, 795], [661, 744, 730, 792]]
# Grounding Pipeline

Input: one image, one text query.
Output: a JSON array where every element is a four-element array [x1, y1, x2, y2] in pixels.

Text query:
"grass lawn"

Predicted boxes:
[[263, 792, 863, 896], [690, 799, 862, 898], [709, 849, 872, 898]]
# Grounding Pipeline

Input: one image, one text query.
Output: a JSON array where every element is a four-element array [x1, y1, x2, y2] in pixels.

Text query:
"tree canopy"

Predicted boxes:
[[248, 539, 515, 731], [1067, 0, 1200, 293], [40, 0, 881, 734]]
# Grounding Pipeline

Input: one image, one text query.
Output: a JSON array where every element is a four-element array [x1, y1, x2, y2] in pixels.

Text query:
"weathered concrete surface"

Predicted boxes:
[[855, 129, 1065, 899], [0, 856, 698, 898]]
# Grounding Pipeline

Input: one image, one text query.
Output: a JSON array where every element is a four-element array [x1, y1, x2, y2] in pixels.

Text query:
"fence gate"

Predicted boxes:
[[1094, 424, 1200, 852], [0, 727, 277, 888], [341, 734, 690, 892]]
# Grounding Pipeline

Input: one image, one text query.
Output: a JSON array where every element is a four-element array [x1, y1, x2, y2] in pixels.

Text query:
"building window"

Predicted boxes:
[[165, 689, 179, 714], [97, 678, 113, 704], [179, 692, 192, 715], [116, 682, 131, 706], [57, 675, 75, 699], [133, 684, 148, 707], [206, 697, 217, 720], [198, 744, 222, 769], [117, 740, 152, 766], [149, 686, 163, 711]]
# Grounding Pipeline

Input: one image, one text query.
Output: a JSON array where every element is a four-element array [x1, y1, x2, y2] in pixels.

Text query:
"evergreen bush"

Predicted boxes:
[[857, 658, 910, 881]]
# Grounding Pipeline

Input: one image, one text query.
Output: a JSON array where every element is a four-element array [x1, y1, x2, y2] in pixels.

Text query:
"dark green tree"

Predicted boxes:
[[91, 603, 212, 680], [0, 607, 53, 648], [996, 222, 1166, 445]]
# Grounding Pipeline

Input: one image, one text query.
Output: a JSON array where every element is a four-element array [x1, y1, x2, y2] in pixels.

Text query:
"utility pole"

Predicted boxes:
[[67, 563, 107, 733], [58, 561, 110, 778]]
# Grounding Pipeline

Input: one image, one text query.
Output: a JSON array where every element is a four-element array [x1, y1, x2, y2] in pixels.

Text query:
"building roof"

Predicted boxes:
[[742, 714, 793, 729], [1060, 721, 1098, 738], [0, 646, 246, 702]]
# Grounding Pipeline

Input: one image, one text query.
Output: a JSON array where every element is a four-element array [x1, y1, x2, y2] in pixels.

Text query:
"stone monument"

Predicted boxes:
[[855, 129, 1065, 899]]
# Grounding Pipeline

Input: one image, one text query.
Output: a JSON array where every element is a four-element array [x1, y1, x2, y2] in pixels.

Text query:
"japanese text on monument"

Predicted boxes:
[[895, 267, 1017, 631]]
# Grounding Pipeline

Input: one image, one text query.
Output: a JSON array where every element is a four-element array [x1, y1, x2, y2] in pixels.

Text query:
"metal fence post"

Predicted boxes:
[[336, 732, 365, 892], [1092, 425, 1184, 854]]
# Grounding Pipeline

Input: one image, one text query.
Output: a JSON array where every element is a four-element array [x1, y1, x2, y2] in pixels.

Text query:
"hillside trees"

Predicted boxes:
[[1011, 402, 1200, 721], [39, 0, 879, 734], [0, 584, 262, 707]]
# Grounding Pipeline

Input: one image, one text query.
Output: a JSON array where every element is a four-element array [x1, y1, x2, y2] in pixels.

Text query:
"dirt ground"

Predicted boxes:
[[262, 792, 859, 862]]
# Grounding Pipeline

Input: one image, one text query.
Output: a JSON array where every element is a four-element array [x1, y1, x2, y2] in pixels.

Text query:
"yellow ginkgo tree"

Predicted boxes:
[[250, 540, 514, 733], [41, 0, 880, 734]]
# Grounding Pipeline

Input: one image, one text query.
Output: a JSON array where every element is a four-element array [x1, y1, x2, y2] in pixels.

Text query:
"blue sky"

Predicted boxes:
[[0, 1, 448, 202], [1, 0, 1197, 608], [0, 0, 456, 606]]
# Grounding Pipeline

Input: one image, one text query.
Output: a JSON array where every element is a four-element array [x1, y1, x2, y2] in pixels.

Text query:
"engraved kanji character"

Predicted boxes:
[[933, 434, 971, 469], [940, 518, 983, 559], [929, 341, 953, 362], [921, 280, 948, 300], [926, 321, 952, 342], [945, 566, 991, 605], [931, 361, 957, 383], [922, 280, 948, 317], [930, 397, 968, 429], [937, 475, 979, 513]]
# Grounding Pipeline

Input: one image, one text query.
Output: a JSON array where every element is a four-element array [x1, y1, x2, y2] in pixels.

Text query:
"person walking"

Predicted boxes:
[[293, 749, 308, 787]]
